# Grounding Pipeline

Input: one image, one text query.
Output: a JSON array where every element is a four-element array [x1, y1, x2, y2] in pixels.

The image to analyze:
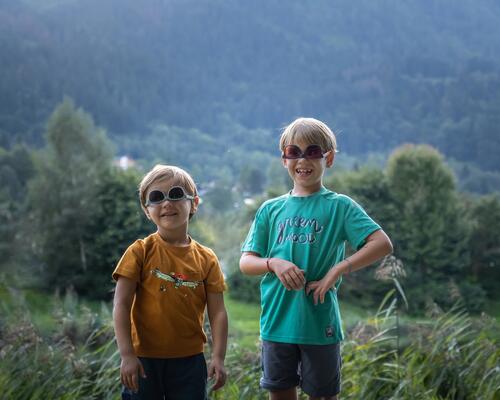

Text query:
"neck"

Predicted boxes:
[[291, 184, 323, 197], [157, 230, 191, 246]]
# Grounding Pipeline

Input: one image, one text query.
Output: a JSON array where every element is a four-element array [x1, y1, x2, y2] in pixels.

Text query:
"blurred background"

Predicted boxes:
[[0, 1, 499, 398]]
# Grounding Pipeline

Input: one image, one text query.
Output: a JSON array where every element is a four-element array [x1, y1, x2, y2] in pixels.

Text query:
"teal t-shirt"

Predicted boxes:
[[241, 186, 380, 344]]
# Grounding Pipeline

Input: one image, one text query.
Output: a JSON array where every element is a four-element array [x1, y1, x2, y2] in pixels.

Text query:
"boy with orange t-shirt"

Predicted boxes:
[[113, 165, 228, 399]]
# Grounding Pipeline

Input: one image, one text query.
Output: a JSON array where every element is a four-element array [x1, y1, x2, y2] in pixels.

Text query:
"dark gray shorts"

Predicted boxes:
[[260, 340, 342, 397]]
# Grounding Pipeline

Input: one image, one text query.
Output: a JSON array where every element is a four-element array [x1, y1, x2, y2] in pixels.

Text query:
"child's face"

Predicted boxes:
[[282, 139, 334, 195], [144, 178, 198, 237]]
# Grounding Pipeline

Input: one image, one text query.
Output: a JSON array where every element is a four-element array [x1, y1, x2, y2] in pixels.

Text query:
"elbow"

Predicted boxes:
[[385, 237, 394, 256], [239, 253, 255, 275], [376, 230, 393, 257], [239, 255, 248, 274]]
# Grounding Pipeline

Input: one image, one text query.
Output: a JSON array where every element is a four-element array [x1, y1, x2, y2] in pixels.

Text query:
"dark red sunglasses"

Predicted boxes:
[[282, 144, 328, 160]]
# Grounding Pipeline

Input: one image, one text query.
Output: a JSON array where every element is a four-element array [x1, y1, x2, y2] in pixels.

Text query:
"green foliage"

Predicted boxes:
[[0, 145, 35, 270], [213, 295, 500, 399], [1, 281, 498, 399], [239, 165, 266, 195], [227, 273, 261, 303], [0, 282, 120, 400], [80, 168, 152, 299], [325, 145, 493, 313], [26, 99, 151, 299], [467, 194, 500, 297], [386, 145, 471, 310], [27, 98, 112, 295]]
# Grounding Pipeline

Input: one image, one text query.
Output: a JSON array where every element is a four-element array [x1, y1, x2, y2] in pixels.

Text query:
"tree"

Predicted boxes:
[[468, 194, 500, 298], [81, 168, 153, 299], [239, 165, 266, 195], [28, 98, 113, 294], [386, 144, 471, 310], [0, 145, 35, 270]]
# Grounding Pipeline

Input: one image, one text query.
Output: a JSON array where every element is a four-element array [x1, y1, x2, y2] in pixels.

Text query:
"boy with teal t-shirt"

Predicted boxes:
[[240, 117, 393, 400]]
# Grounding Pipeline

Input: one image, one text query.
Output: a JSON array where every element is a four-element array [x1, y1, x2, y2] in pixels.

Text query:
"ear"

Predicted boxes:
[[191, 196, 200, 215], [281, 157, 288, 168], [325, 151, 335, 168], [142, 205, 152, 220]]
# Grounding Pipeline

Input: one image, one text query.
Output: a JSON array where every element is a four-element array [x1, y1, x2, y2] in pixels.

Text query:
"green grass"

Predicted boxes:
[[484, 298, 500, 318], [339, 300, 373, 328], [225, 296, 261, 349]]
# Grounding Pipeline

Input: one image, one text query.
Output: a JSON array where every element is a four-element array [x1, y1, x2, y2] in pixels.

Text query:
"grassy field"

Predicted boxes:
[[1, 282, 499, 399], [225, 295, 384, 350], [225, 296, 261, 349]]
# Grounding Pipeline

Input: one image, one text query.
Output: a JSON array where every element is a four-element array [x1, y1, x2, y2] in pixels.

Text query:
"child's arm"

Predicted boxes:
[[240, 251, 306, 290], [306, 229, 393, 305], [113, 276, 146, 392], [206, 292, 228, 391]]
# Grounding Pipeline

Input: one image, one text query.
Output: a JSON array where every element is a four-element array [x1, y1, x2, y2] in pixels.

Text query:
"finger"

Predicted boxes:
[[292, 271, 305, 288], [124, 375, 133, 391], [305, 282, 316, 295], [138, 361, 147, 379], [289, 275, 301, 290], [313, 290, 319, 305], [208, 364, 214, 379], [214, 370, 221, 388], [280, 275, 291, 290], [212, 370, 225, 391], [291, 269, 305, 283], [296, 269, 306, 282], [132, 371, 139, 392], [320, 291, 325, 304]]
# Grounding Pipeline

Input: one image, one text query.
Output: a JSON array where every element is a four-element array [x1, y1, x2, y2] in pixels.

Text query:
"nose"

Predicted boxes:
[[160, 199, 175, 207]]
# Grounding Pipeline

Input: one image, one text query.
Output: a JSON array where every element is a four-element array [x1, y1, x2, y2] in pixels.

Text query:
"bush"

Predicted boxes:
[[226, 272, 261, 303]]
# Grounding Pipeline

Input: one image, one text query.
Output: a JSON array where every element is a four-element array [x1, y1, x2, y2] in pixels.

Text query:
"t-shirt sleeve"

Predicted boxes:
[[241, 205, 270, 256], [112, 240, 144, 282], [204, 250, 227, 293], [343, 198, 381, 250]]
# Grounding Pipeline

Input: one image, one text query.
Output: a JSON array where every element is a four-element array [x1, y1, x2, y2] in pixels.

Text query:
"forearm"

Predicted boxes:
[[239, 252, 270, 275], [334, 230, 393, 277], [208, 309, 228, 361], [113, 304, 135, 357]]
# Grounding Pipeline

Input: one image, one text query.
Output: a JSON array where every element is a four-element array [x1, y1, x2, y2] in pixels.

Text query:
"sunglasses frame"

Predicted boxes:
[[145, 186, 195, 206], [282, 144, 329, 160]]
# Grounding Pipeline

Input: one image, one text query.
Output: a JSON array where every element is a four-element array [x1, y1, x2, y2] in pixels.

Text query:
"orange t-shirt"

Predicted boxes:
[[112, 233, 226, 358]]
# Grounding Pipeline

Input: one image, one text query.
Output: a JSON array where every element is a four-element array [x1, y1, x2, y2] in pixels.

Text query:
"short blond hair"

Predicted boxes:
[[139, 165, 197, 211], [279, 117, 337, 153]]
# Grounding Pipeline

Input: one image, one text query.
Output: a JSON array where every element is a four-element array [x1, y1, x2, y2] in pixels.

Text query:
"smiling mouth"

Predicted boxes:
[[296, 168, 312, 176], [160, 212, 177, 217]]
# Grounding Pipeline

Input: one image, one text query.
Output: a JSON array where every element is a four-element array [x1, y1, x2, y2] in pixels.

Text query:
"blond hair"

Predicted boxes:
[[279, 117, 337, 153], [139, 165, 198, 212]]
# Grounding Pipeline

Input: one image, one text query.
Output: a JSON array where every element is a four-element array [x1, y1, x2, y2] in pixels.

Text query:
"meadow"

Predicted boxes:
[[1, 279, 498, 400]]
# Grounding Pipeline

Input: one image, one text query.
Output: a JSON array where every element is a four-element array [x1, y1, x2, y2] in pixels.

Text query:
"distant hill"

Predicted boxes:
[[1, 0, 500, 174]]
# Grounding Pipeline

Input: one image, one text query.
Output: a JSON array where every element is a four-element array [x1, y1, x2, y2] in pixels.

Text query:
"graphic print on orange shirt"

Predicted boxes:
[[151, 268, 203, 290]]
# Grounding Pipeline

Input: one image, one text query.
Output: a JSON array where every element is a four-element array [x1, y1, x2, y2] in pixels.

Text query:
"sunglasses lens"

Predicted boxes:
[[148, 190, 165, 204], [168, 187, 186, 200], [305, 145, 323, 159], [283, 145, 302, 159]]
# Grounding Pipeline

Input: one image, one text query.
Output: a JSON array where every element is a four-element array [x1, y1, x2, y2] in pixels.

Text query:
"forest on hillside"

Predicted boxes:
[[1, 0, 500, 192]]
